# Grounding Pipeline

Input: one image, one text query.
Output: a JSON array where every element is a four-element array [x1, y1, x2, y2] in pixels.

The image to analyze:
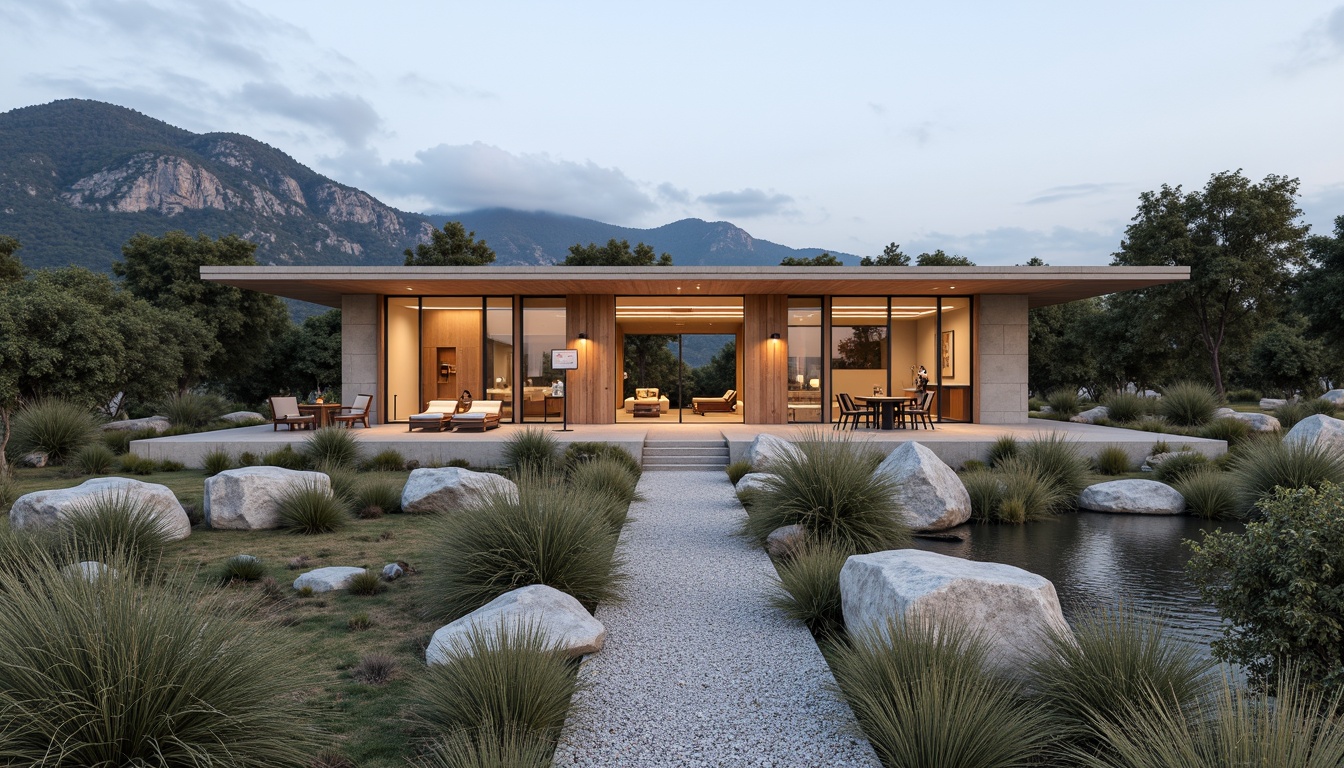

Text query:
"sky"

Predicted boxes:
[[3, 0, 1344, 265]]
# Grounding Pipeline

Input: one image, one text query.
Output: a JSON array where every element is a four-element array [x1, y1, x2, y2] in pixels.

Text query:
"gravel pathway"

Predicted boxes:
[[552, 471, 879, 767]]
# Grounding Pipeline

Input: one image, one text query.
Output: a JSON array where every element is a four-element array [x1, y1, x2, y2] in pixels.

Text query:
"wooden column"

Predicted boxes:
[[566, 295, 616, 424], [743, 294, 788, 424]]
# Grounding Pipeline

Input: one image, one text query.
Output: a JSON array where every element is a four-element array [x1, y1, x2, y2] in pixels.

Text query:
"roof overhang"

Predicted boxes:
[[200, 265, 1189, 310]]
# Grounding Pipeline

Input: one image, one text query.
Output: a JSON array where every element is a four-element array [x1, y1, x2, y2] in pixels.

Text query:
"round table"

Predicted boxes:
[[855, 395, 916, 430]]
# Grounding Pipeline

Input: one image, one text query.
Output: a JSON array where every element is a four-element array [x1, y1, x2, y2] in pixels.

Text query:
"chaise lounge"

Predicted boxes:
[[408, 400, 458, 432], [450, 400, 503, 432], [692, 389, 738, 415], [270, 396, 316, 431]]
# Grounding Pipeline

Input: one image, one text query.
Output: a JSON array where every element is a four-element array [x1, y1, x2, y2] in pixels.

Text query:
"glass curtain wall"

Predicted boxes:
[[384, 297, 515, 423], [385, 298, 421, 422], [787, 298, 822, 423], [938, 297, 972, 421], [521, 298, 567, 422], [830, 297, 889, 420], [484, 298, 515, 422]]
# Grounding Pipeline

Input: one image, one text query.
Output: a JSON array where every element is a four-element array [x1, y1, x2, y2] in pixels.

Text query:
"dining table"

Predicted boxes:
[[855, 395, 917, 430], [297, 402, 342, 428]]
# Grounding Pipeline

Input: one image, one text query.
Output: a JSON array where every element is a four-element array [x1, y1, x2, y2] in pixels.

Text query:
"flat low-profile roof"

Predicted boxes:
[[201, 265, 1189, 309]]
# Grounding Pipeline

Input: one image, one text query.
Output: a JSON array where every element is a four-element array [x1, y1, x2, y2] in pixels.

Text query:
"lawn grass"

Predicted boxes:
[[2, 465, 452, 767]]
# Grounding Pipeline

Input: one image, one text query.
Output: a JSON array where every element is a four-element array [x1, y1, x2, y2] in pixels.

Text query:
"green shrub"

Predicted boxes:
[[987, 434, 1019, 468], [567, 455, 640, 516], [9, 397, 100, 464], [276, 481, 348, 534], [503, 428, 558, 474], [202, 448, 233, 476], [262, 445, 308, 469], [1079, 668, 1344, 768], [1174, 467, 1239, 519], [990, 457, 1071, 522], [1197, 417, 1252, 447], [745, 433, 907, 554], [157, 459, 185, 472], [117, 453, 157, 476], [1019, 432, 1091, 502], [301, 426, 362, 470], [769, 538, 848, 641], [1157, 381, 1220, 427], [0, 555, 321, 766], [1308, 398, 1339, 417], [347, 570, 386, 596], [354, 474, 404, 516], [1188, 483, 1344, 695], [725, 460, 753, 485], [157, 391, 227, 429], [1226, 388, 1261, 403], [1274, 400, 1313, 430], [237, 450, 260, 466], [71, 443, 116, 475], [364, 448, 407, 472], [562, 441, 641, 481], [961, 459, 987, 472], [1093, 445, 1132, 475], [412, 622, 579, 739], [100, 429, 133, 455], [1045, 387, 1081, 417], [1133, 417, 1175, 434], [416, 724, 552, 768], [1103, 391, 1150, 423], [830, 613, 1055, 767], [1027, 605, 1213, 746], [1229, 440, 1344, 517], [347, 613, 374, 632], [1152, 452, 1209, 484], [421, 478, 626, 621], [220, 554, 266, 583], [1028, 396, 1047, 411], [447, 458, 471, 468]]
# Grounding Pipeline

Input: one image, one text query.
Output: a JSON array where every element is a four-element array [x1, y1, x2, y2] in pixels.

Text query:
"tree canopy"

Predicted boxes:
[[860, 243, 910, 266], [780, 252, 842, 266], [114, 231, 289, 387], [564, 239, 672, 266], [1297, 215, 1344, 384], [0, 235, 22, 283], [404, 221, 496, 266], [915, 250, 975, 266], [1111, 170, 1307, 396]]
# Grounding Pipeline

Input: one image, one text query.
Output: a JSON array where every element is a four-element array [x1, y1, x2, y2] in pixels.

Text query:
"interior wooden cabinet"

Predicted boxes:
[[421, 308, 482, 407]]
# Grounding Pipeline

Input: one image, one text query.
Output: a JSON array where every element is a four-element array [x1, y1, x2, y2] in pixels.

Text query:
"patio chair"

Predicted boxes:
[[903, 390, 936, 430], [450, 400, 503, 432], [270, 396, 316, 431], [408, 399, 457, 432], [332, 393, 373, 429], [692, 389, 737, 415], [835, 393, 874, 431]]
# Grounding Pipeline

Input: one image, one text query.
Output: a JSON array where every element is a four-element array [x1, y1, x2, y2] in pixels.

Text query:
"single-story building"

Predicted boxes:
[[202, 265, 1187, 427]]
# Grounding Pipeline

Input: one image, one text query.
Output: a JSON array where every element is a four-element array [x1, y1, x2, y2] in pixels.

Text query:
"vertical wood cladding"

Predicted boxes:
[[744, 294, 788, 424], [567, 295, 616, 424], [420, 309, 482, 405]]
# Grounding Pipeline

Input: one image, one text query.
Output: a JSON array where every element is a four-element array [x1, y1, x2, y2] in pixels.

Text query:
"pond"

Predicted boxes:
[[912, 512, 1244, 655]]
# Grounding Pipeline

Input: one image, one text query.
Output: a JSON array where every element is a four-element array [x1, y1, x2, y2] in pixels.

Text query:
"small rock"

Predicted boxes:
[[743, 434, 802, 470], [1213, 407, 1237, 419], [63, 561, 116, 581], [219, 411, 265, 423], [293, 566, 366, 593], [1077, 479, 1186, 515], [381, 563, 404, 581], [1323, 390, 1344, 405], [1260, 398, 1288, 410], [426, 584, 605, 664], [735, 472, 778, 495], [1283, 414, 1344, 454], [1143, 451, 1202, 470], [1037, 405, 1054, 413], [17, 451, 47, 468], [766, 524, 807, 558], [873, 442, 972, 532], [1226, 411, 1281, 432], [1070, 406, 1109, 424], [100, 416, 171, 433], [401, 467, 518, 515]]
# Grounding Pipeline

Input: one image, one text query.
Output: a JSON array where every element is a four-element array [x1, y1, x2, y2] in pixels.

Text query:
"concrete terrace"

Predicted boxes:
[[131, 419, 1227, 469]]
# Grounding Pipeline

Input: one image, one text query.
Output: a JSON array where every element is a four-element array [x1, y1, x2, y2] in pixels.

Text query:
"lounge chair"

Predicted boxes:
[[450, 400, 503, 432], [270, 396, 316, 431], [692, 389, 738, 415], [408, 400, 458, 432], [332, 393, 373, 429]]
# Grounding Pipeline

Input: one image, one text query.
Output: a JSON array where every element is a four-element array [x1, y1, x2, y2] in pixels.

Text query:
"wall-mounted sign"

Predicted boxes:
[[551, 349, 579, 370]]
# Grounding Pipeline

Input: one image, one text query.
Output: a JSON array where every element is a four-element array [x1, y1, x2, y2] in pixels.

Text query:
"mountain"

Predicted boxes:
[[0, 99, 857, 271]]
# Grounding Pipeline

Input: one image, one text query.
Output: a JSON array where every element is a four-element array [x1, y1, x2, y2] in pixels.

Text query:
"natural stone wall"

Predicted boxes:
[[342, 295, 379, 424], [976, 295, 1029, 425]]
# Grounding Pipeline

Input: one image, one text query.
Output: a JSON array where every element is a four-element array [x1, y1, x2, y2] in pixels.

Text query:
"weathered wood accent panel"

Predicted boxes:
[[567, 295, 617, 424], [421, 309, 482, 405], [743, 294, 788, 424]]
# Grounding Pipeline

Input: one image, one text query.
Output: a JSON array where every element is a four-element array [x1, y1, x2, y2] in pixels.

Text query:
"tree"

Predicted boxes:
[[781, 252, 842, 266], [915, 250, 975, 266], [692, 340, 737, 398], [115, 231, 289, 388], [0, 235, 23, 283], [1021, 256, 1047, 266], [1112, 171, 1308, 396], [1028, 298, 1100, 396], [1247, 320, 1328, 398], [564, 239, 672, 266], [1188, 482, 1344, 696], [404, 221, 496, 266], [226, 310, 341, 403], [860, 243, 910, 266], [1297, 215, 1344, 387]]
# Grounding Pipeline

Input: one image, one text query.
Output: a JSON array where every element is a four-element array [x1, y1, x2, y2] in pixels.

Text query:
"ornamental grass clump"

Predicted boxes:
[[1157, 381, 1220, 427], [1103, 391, 1151, 423], [769, 538, 848, 641], [353, 474, 404, 516], [219, 554, 266, 584], [1197, 417, 1252, 447], [829, 613, 1056, 767], [9, 397, 100, 464], [412, 622, 580, 744], [415, 724, 553, 768], [987, 434, 1019, 468], [301, 426, 362, 470], [346, 569, 385, 596], [1308, 397, 1339, 417], [1228, 440, 1344, 517], [156, 390, 227, 429], [1018, 432, 1091, 503], [1152, 452, 1209, 484], [261, 444, 307, 469], [561, 441, 641, 481], [0, 554, 322, 766], [71, 442, 116, 475], [745, 433, 907, 554], [1026, 605, 1214, 748], [202, 448, 233, 476], [1274, 400, 1313, 430], [1174, 468, 1240, 519], [567, 455, 640, 515], [725, 460, 753, 485], [58, 492, 174, 577], [276, 481, 349, 534], [1093, 445, 1132, 475], [421, 474, 626, 622], [961, 470, 1003, 523], [101, 429, 133, 455], [1045, 387, 1081, 417], [503, 428, 559, 474], [364, 448, 407, 472]]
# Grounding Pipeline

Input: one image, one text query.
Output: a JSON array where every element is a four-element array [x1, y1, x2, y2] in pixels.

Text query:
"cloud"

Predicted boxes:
[[1302, 182, 1344, 236], [905, 225, 1125, 266], [340, 142, 658, 222], [868, 102, 887, 117], [1283, 4, 1344, 70], [1025, 182, 1125, 205], [657, 182, 691, 204], [698, 188, 796, 218], [395, 73, 496, 100], [236, 82, 382, 149], [902, 121, 938, 145]]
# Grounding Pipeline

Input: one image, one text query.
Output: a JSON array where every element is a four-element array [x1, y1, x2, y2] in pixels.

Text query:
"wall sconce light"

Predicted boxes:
[[769, 332, 781, 340], [577, 333, 588, 341]]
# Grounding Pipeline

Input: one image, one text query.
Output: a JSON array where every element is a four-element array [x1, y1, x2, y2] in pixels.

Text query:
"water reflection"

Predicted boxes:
[[912, 513, 1244, 654]]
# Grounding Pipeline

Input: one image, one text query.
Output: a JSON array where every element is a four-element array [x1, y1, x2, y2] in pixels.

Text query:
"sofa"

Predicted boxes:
[[623, 387, 670, 414]]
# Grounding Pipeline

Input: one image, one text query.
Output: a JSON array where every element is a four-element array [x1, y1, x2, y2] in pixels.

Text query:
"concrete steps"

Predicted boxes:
[[641, 439, 730, 471]]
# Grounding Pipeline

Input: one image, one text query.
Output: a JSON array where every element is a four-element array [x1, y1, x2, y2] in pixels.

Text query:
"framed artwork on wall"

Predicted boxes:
[[941, 330, 954, 378]]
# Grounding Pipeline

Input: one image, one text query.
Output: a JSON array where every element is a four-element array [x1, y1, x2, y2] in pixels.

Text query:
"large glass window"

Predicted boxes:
[[938, 297, 972, 421], [831, 297, 889, 419], [788, 298, 822, 423], [522, 298, 567, 422], [484, 298, 515, 422], [386, 298, 421, 422]]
